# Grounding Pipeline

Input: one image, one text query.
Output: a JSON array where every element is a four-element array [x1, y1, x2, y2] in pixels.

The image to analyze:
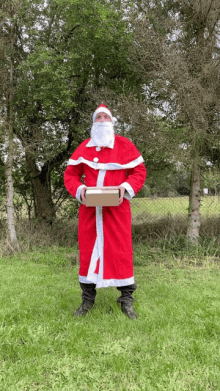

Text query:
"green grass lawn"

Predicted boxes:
[[131, 196, 220, 218], [1, 250, 220, 390]]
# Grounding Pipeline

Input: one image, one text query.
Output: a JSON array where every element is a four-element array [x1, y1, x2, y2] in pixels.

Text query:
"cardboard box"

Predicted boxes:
[[85, 186, 120, 207]]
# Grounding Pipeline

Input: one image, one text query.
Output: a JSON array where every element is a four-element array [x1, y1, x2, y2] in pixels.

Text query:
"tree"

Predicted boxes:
[[127, 0, 220, 242], [202, 166, 220, 195], [0, 0, 21, 250], [1, 0, 137, 224]]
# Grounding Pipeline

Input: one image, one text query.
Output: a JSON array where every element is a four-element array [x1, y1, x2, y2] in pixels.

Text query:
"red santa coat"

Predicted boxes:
[[64, 134, 147, 288]]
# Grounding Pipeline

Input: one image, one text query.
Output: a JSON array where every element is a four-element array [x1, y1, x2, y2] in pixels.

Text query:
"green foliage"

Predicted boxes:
[[0, 0, 139, 221], [130, 0, 220, 166], [59, 198, 79, 218], [201, 167, 220, 195], [15, 0, 135, 125], [0, 159, 5, 197]]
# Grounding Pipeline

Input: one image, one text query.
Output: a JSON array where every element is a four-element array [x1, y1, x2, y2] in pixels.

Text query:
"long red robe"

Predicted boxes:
[[64, 135, 147, 288]]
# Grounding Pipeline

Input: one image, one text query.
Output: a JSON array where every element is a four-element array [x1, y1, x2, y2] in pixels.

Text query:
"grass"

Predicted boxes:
[[1, 212, 220, 261], [1, 251, 220, 390]]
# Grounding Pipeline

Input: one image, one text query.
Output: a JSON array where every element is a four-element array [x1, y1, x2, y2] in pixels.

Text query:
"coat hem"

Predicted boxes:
[[79, 275, 134, 288]]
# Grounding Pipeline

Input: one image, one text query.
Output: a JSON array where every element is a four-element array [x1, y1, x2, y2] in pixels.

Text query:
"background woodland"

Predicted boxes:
[[0, 0, 220, 251]]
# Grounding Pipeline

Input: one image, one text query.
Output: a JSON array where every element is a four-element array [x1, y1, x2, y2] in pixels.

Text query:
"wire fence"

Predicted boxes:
[[130, 195, 220, 224], [1, 194, 220, 224]]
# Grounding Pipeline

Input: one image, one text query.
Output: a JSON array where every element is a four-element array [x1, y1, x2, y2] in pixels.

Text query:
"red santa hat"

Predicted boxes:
[[93, 104, 113, 123]]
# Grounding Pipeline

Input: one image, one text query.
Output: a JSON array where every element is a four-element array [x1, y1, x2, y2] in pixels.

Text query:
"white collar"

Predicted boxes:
[[86, 135, 115, 149]]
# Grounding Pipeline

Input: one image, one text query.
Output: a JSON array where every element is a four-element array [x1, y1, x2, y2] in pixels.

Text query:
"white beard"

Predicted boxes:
[[91, 122, 114, 147]]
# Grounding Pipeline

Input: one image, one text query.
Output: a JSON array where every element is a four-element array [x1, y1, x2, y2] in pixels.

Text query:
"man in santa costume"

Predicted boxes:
[[64, 104, 147, 319]]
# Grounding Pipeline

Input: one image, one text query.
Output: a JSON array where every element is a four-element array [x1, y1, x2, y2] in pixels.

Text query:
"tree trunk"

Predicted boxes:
[[187, 161, 201, 243], [6, 137, 19, 248], [25, 150, 56, 224], [6, 20, 19, 251], [186, 20, 206, 244]]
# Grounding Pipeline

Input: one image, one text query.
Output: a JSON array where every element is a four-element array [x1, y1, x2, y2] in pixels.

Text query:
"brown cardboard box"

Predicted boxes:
[[85, 186, 120, 207]]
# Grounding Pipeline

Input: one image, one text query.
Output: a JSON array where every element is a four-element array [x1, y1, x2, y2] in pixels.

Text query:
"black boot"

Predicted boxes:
[[117, 283, 137, 319], [73, 300, 94, 317], [73, 282, 97, 317], [121, 302, 137, 319]]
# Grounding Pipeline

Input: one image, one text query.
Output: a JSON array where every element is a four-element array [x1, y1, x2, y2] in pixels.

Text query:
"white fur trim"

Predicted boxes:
[[97, 169, 107, 187], [79, 275, 135, 288], [79, 276, 95, 284], [93, 107, 112, 122], [68, 155, 144, 170], [85, 169, 106, 285], [121, 182, 135, 200], [76, 184, 86, 203], [87, 237, 99, 279]]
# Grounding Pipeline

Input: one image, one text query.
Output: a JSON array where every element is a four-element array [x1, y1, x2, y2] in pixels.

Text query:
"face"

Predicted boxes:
[[95, 112, 111, 122]]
